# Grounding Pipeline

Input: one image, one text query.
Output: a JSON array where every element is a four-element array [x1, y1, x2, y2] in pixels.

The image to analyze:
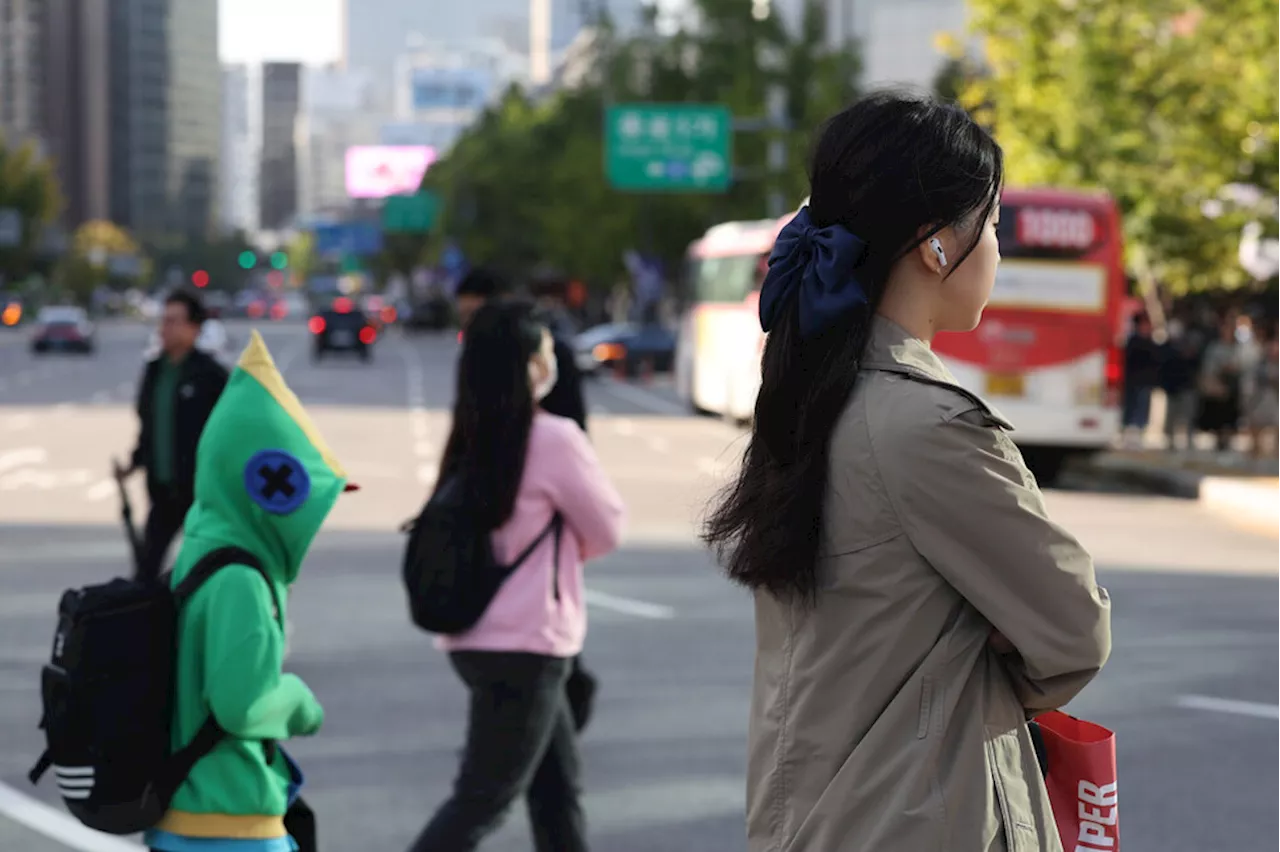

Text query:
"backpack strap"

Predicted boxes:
[[174, 546, 282, 629], [505, 513, 563, 575], [161, 546, 283, 796]]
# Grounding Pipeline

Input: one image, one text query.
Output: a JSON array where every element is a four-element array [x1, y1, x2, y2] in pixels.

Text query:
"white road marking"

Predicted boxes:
[[612, 418, 636, 437], [411, 413, 430, 440], [597, 377, 688, 416], [1176, 695, 1279, 720], [584, 588, 676, 619], [85, 479, 117, 502], [414, 440, 436, 458], [0, 780, 141, 851], [416, 464, 436, 485], [0, 447, 47, 474], [2, 412, 34, 430], [0, 468, 94, 490], [646, 436, 669, 453]]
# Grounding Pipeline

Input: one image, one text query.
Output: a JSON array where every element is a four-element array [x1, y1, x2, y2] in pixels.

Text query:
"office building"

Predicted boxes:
[[343, 0, 640, 102], [259, 61, 301, 230], [41, 0, 111, 226], [219, 64, 260, 235], [297, 65, 383, 217], [109, 0, 221, 239], [0, 0, 45, 147]]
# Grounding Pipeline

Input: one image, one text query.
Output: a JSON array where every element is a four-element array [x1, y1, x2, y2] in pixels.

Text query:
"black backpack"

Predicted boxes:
[[28, 546, 279, 835], [402, 474, 562, 634]]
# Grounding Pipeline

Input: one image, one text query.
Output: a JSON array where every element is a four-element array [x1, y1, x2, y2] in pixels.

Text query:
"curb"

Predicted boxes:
[[1081, 455, 1279, 534]]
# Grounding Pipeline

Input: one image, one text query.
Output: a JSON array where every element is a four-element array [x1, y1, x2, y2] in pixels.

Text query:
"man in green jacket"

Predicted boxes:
[[144, 330, 353, 852]]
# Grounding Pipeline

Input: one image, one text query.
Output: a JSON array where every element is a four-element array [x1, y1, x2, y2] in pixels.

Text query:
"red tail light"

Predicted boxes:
[[1104, 345, 1123, 406], [359, 326, 376, 345], [334, 297, 353, 313], [308, 316, 326, 334]]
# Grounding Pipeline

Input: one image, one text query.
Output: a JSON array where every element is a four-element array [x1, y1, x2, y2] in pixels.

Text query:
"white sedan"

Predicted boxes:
[[143, 318, 232, 364]]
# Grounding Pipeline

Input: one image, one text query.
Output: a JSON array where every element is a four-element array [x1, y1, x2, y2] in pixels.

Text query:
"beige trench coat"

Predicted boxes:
[[747, 317, 1112, 852]]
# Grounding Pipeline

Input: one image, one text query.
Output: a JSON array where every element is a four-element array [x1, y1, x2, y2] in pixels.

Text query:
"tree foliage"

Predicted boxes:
[[421, 0, 860, 289], [0, 136, 62, 285], [56, 220, 146, 302], [963, 0, 1279, 294]]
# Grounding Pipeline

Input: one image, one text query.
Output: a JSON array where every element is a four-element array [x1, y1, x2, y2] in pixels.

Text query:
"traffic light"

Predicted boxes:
[[238, 251, 256, 270], [192, 270, 210, 288], [270, 251, 288, 270]]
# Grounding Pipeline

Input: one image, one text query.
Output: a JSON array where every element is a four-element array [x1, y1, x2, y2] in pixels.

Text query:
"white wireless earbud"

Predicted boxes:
[[929, 238, 948, 268]]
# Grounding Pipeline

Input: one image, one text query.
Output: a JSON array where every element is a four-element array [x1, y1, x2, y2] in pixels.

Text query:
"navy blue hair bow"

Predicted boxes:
[[758, 206, 869, 338]]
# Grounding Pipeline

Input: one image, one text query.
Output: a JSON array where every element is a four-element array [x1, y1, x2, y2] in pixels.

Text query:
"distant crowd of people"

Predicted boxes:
[[1123, 305, 1279, 458]]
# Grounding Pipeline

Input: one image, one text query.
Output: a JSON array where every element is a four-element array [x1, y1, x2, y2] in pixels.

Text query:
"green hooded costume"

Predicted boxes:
[[152, 330, 348, 841]]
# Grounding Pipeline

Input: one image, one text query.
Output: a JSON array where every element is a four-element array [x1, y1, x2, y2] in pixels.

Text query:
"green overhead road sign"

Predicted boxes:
[[383, 192, 439, 233], [605, 104, 732, 192]]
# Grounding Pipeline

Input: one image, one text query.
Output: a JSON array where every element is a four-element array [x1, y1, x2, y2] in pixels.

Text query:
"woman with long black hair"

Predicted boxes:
[[411, 302, 624, 852], [704, 92, 1112, 851]]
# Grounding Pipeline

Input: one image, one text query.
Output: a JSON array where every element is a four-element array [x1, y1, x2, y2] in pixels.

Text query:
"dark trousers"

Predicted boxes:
[[137, 484, 191, 583], [409, 651, 586, 852]]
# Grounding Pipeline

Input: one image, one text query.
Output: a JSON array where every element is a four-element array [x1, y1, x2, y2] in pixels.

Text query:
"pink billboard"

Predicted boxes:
[[344, 146, 437, 199]]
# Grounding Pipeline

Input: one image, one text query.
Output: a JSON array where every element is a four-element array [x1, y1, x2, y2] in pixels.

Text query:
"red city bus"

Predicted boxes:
[[933, 187, 1126, 481]]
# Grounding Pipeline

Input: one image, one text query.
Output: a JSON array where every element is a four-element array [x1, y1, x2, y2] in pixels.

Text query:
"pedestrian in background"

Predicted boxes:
[[530, 270, 588, 431], [1122, 312, 1161, 447], [456, 266, 600, 730], [1245, 333, 1278, 458], [116, 290, 228, 582], [411, 302, 624, 852], [704, 92, 1111, 852], [1159, 314, 1202, 451], [1198, 317, 1246, 452]]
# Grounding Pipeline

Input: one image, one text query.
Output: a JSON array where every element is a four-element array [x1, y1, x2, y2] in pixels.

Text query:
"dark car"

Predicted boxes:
[[572, 322, 676, 377], [309, 301, 377, 362], [31, 306, 95, 354]]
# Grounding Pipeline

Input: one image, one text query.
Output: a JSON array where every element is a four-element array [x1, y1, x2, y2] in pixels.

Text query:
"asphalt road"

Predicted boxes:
[[0, 319, 1276, 852]]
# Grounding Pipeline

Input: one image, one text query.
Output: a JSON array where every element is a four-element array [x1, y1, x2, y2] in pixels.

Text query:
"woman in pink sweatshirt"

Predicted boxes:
[[409, 301, 625, 852]]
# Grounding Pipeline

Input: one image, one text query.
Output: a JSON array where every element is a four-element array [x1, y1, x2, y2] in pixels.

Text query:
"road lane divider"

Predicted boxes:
[[1175, 694, 1279, 720], [584, 589, 675, 619], [0, 447, 47, 474], [0, 781, 141, 851], [85, 479, 117, 502]]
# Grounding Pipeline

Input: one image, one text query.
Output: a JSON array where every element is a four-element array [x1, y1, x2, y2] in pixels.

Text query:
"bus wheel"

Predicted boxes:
[[1020, 448, 1068, 487]]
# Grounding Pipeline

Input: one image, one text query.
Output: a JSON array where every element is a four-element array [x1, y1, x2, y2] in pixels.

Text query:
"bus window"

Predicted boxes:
[[694, 254, 762, 304]]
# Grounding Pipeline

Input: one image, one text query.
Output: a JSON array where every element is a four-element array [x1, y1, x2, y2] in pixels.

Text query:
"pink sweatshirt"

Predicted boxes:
[[438, 411, 626, 658]]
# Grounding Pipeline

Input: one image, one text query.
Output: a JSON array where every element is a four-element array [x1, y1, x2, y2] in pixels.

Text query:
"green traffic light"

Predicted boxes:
[[238, 251, 256, 270], [270, 252, 288, 270]]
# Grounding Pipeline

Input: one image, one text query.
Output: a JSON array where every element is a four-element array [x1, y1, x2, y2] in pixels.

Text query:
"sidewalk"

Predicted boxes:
[[1087, 449, 1279, 535]]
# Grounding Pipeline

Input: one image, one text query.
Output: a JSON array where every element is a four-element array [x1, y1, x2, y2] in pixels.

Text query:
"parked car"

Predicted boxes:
[[572, 322, 676, 377], [309, 298, 377, 362], [31, 306, 95, 354]]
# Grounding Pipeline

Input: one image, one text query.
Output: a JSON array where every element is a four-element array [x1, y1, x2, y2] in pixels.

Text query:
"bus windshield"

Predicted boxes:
[[691, 254, 764, 304]]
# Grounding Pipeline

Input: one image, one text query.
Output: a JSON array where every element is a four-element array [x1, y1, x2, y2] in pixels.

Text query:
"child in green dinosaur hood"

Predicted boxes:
[[144, 330, 353, 852]]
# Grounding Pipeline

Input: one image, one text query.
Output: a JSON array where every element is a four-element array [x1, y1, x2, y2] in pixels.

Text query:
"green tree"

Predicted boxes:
[[963, 0, 1279, 294], [56, 220, 145, 303], [421, 0, 861, 290], [0, 136, 62, 286]]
